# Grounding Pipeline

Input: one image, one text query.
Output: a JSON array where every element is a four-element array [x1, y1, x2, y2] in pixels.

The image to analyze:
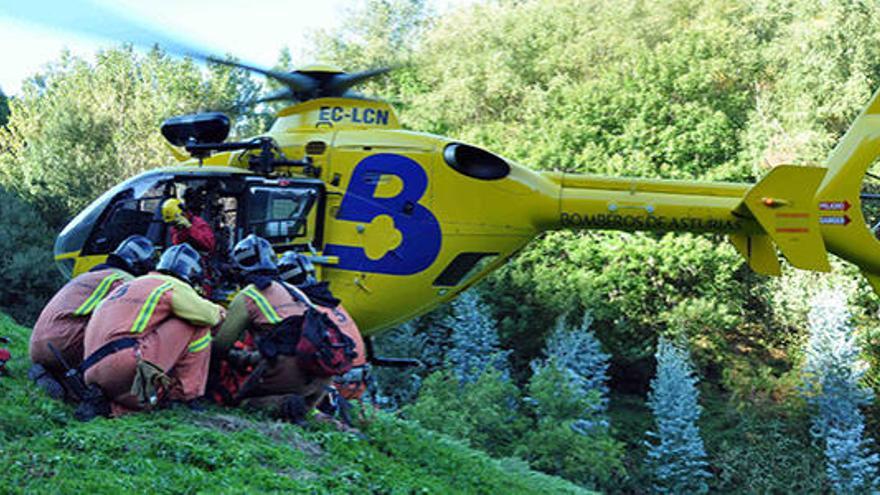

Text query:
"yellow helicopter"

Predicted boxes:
[[54, 60, 880, 336], [15, 3, 880, 336]]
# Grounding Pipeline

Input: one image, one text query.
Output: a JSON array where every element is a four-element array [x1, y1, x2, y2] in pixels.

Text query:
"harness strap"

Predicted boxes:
[[79, 338, 138, 374], [73, 273, 124, 316]]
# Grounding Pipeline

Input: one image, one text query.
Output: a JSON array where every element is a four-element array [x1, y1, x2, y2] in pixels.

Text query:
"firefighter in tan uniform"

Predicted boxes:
[[213, 235, 333, 423], [277, 251, 368, 401], [82, 243, 223, 417], [28, 235, 156, 399]]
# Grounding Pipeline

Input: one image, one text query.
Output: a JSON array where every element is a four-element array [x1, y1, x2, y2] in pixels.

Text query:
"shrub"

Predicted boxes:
[[404, 369, 528, 457], [369, 317, 449, 410], [520, 364, 625, 489], [801, 291, 879, 494], [645, 337, 711, 494], [0, 187, 63, 324]]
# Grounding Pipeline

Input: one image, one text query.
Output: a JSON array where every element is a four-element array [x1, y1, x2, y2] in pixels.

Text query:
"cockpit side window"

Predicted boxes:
[[245, 185, 320, 247], [81, 180, 169, 255]]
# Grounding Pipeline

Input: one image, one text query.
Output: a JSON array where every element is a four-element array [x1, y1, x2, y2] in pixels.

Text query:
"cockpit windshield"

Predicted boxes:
[[54, 171, 168, 275]]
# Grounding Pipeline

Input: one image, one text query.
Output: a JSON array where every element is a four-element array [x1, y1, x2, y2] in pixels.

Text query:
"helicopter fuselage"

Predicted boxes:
[[55, 95, 880, 335]]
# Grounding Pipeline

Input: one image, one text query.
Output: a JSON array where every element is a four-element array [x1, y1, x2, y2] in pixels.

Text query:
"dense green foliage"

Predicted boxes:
[[0, 48, 260, 230], [0, 314, 590, 494], [0, 89, 8, 127], [405, 367, 625, 491], [405, 370, 528, 457], [519, 364, 625, 488], [0, 186, 63, 324]]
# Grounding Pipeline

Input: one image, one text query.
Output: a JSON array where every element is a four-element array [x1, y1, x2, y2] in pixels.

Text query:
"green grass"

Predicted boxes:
[[0, 314, 591, 494]]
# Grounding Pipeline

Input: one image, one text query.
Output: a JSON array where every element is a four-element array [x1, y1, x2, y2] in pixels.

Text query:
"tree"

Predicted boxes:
[[0, 186, 63, 324], [645, 337, 711, 494], [443, 290, 511, 384], [310, 0, 431, 69], [542, 312, 611, 416], [308, 0, 433, 113], [0, 88, 8, 127], [520, 363, 625, 489], [519, 316, 624, 488], [801, 291, 879, 494], [0, 47, 260, 229]]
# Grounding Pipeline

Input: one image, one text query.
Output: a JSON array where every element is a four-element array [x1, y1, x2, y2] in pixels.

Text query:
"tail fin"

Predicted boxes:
[[813, 87, 880, 291], [731, 165, 830, 274]]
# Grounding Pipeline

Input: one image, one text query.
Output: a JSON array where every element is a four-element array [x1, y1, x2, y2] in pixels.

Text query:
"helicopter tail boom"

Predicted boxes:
[[547, 164, 833, 275]]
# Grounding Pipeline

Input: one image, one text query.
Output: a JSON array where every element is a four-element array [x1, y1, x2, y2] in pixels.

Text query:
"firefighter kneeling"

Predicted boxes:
[[213, 235, 356, 424], [277, 251, 369, 402], [80, 243, 224, 419], [28, 235, 156, 400]]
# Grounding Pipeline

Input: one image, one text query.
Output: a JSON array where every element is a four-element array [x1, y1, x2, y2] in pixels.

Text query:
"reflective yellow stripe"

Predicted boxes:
[[73, 273, 123, 316], [130, 282, 173, 334], [243, 287, 281, 324], [188, 333, 211, 353]]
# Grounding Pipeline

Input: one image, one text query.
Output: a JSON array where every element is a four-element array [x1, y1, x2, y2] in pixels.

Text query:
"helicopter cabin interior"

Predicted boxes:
[[55, 167, 326, 281]]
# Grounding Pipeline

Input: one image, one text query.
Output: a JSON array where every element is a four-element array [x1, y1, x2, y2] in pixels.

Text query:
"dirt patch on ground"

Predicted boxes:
[[277, 467, 321, 482], [192, 412, 324, 458]]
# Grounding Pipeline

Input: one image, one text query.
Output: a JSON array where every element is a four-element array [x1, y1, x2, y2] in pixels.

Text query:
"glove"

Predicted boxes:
[[173, 215, 192, 229], [227, 349, 261, 371]]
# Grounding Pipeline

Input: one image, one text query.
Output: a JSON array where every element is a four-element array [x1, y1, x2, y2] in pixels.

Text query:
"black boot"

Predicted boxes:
[[28, 363, 65, 400], [74, 384, 110, 422], [280, 394, 309, 426]]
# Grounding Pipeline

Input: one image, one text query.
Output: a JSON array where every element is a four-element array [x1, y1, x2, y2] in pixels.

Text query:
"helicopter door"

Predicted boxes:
[[242, 179, 325, 250]]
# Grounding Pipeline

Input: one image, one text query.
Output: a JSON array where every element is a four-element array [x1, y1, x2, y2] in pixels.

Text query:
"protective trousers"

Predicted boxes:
[[240, 355, 332, 417], [84, 323, 211, 416]]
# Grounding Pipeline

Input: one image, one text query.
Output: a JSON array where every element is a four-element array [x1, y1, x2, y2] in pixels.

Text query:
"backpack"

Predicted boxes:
[[255, 286, 357, 377], [295, 306, 357, 377]]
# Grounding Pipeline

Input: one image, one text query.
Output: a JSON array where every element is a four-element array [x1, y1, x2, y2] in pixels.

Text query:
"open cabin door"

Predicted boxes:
[[240, 176, 326, 254]]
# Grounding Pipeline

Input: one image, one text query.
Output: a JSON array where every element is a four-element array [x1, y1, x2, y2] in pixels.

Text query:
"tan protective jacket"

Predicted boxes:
[[214, 281, 308, 354], [30, 267, 132, 372], [83, 273, 223, 413]]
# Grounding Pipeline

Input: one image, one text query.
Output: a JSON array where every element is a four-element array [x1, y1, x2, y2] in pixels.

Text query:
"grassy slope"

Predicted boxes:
[[0, 314, 590, 494]]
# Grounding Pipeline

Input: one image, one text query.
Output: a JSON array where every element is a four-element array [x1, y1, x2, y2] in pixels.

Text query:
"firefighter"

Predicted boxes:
[[162, 195, 218, 297], [278, 251, 369, 401], [213, 235, 335, 424], [81, 243, 224, 417], [28, 235, 156, 399], [161, 197, 216, 254]]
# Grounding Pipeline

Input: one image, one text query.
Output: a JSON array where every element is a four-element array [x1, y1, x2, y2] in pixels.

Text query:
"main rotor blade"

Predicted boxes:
[[0, 1, 216, 61], [252, 88, 296, 104], [0, 0, 311, 90], [327, 67, 393, 94], [204, 57, 316, 95]]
